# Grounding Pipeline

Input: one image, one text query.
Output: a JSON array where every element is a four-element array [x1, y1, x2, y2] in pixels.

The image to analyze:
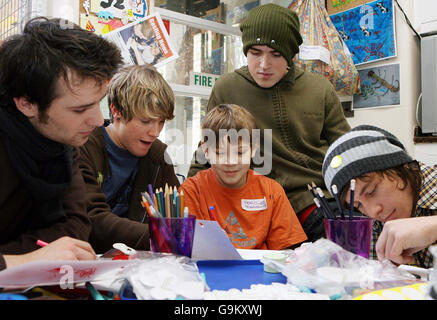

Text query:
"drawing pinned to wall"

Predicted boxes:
[[331, 0, 361, 8], [353, 63, 400, 109], [79, 0, 150, 36], [330, 0, 396, 65], [104, 13, 178, 68]]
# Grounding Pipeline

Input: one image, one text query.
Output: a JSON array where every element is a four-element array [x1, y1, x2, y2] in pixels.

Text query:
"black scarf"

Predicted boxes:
[[0, 107, 73, 228]]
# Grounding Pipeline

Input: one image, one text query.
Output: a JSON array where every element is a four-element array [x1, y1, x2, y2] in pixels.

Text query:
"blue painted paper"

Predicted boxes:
[[330, 0, 396, 65]]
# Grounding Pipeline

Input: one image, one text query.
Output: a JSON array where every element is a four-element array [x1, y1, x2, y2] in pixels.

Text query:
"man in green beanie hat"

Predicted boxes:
[[188, 3, 350, 242]]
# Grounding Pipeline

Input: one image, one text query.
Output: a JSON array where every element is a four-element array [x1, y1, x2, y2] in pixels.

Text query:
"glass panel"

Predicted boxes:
[[158, 95, 209, 178], [157, 20, 246, 85], [154, 0, 262, 27], [0, 0, 30, 40]]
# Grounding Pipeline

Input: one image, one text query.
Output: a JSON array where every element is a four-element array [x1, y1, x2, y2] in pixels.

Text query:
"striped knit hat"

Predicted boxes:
[[323, 125, 413, 196], [240, 4, 302, 67]]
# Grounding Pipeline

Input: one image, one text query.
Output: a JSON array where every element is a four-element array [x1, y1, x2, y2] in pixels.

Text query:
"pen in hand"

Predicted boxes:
[[36, 239, 49, 247], [34, 237, 97, 261]]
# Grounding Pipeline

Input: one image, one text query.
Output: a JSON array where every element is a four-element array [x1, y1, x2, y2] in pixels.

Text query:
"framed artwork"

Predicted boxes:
[[79, 0, 150, 36], [330, 0, 396, 65], [353, 63, 400, 109], [103, 13, 178, 68]]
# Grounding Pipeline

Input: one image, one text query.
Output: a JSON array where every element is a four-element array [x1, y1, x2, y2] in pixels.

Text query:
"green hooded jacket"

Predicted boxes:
[[189, 65, 350, 214]]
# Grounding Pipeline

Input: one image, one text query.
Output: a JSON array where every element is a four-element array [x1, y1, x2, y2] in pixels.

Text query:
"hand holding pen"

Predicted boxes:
[[5, 237, 96, 269], [35, 237, 97, 261]]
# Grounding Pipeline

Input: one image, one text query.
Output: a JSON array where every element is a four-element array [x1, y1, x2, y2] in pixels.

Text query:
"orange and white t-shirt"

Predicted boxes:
[[179, 169, 307, 250]]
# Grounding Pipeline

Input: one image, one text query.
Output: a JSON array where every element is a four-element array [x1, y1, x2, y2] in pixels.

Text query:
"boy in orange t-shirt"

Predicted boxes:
[[179, 104, 307, 250]]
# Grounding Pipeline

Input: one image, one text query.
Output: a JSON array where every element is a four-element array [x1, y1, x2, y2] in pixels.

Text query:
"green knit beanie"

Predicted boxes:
[[240, 4, 302, 67]]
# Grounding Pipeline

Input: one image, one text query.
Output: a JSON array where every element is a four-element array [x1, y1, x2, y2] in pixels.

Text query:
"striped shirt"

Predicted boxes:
[[370, 162, 437, 268]]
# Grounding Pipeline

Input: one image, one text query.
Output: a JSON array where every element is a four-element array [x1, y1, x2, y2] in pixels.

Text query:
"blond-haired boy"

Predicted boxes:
[[79, 64, 180, 253]]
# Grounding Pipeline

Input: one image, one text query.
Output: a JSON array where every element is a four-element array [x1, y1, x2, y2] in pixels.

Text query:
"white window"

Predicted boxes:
[[0, 0, 31, 40], [154, 7, 247, 178]]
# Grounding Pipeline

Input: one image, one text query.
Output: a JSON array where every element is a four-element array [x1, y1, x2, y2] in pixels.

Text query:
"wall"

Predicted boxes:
[[45, 0, 79, 23], [345, 0, 421, 157]]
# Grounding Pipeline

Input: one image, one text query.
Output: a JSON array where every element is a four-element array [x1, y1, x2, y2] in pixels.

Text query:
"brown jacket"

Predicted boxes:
[[79, 127, 180, 254], [0, 255, 5, 271], [0, 137, 91, 257]]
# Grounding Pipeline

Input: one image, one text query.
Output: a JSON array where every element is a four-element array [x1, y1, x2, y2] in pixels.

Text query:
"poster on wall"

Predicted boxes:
[[103, 13, 178, 68], [329, 0, 396, 66], [352, 63, 400, 109], [79, 0, 151, 36]]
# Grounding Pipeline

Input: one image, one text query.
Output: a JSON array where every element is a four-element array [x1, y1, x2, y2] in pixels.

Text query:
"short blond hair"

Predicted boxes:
[[107, 64, 174, 122]]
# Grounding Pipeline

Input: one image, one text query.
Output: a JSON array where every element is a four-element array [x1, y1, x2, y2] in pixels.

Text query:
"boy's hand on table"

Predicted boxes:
[[4, 236, 96, 269], [376, 216, 437, 265]]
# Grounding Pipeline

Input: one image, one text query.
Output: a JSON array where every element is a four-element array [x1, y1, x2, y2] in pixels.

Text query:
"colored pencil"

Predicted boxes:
[[316, 187, 335, 219], [165, 186, 171, 218], [349, 179, 356, 220], [169, 187, 174, 217], [147, 184, 154, 203], [179, 190, 184, 217], [331, 184, 345, 219], [155, 189, 162, 217], [175, 192, 180, 218], [159, 187, 165, 217]]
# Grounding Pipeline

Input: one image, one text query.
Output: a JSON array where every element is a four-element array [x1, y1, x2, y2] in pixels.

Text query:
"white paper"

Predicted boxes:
[[0, 259, 136, 289], [191, 220, 242, 260], [104, 13, 178, 68], [298, 45, 331, 65], [236, 248, 284, 260]]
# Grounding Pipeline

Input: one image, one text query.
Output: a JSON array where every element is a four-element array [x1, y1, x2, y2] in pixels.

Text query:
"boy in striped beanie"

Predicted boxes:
[[322, 125, 437, 268]]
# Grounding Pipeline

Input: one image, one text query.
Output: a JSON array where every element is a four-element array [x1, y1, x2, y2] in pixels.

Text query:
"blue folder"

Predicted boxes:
[[120, 259, 287, 299], [197, 260, 287, 291]]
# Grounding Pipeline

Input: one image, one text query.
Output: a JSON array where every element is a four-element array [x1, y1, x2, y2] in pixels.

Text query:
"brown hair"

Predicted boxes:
[[201, 104, 258, 165], [202, 104, 257, 144], [0, 17, 122, 121], [340, 161, 422, 211]]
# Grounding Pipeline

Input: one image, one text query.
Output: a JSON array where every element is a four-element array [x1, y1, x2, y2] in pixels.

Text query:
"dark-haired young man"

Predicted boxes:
[[323, 125, 437, 268], [0, 17, 122, 270]]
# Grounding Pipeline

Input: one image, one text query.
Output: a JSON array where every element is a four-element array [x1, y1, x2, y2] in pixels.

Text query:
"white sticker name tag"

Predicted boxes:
[[241, 197, 267, 211]]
